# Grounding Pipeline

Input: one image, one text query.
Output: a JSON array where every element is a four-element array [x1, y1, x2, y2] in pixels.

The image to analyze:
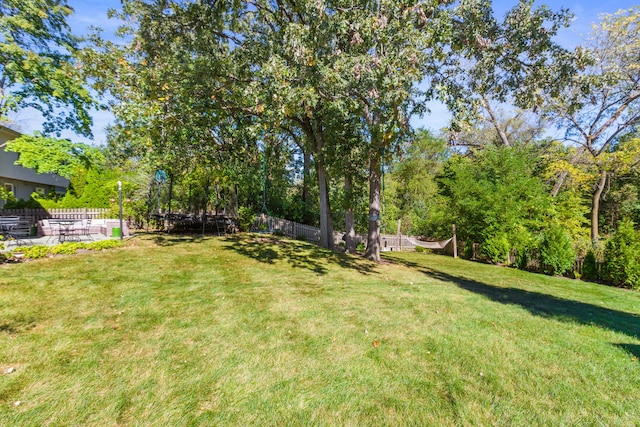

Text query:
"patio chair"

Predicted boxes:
[[80, 218, 93, 240], [0, 216, 27, 246]]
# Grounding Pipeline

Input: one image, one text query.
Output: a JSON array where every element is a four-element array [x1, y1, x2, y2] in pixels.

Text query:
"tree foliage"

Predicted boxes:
[[544, 7, 640, 245], [0, 0, 96, 136], [5, 133, 102, 179], [604, 218, 640, 289], [438, 146, 552, 251]]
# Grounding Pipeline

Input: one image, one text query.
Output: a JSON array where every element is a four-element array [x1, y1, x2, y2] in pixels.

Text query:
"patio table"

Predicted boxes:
[[49, 219, 81, 243]]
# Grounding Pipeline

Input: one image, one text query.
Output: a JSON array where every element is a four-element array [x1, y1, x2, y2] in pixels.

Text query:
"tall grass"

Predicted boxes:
[[0, 234, 638, 425]]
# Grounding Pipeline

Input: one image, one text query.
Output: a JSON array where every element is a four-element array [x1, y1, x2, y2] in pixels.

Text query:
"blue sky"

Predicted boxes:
[[8, 0, 639, 145]]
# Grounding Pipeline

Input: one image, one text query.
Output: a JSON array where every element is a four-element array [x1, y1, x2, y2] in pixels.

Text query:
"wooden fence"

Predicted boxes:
[[251, 214, 455, 254], [252, 214, 327, 243], [0, 208, 110, 224]]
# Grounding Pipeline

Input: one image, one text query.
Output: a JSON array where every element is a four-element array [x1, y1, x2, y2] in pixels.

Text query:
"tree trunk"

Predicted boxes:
[[591, 170, 607, 247], [365, 150, 382, 261], [307, 117, 334, 250], [317, 162, 334, 250], [483, 98, 511, 147], [344, 174, 356, 254], [302, 149, 312, 224]]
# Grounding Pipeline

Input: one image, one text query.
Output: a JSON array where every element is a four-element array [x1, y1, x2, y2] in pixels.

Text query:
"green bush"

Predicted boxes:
[[86, 240, 122, 250], [538, 226, 576, 276], [603, 219, 640, 289], [582, 250, 599, 281], [9, 239, 122, 261], [462, 240, 475, 259], [514, 247, 532, 270], [237, 206, 256, 232], [14, 245, 49, 259], [480, 234, 510, 264], [50, 242, 86, 255]]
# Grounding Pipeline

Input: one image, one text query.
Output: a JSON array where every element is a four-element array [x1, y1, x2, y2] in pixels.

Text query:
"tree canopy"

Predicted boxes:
[[0, 0, 97, 136]]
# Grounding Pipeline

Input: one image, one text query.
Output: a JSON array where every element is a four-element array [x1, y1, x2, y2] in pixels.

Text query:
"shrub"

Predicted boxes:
[[237, 206, 256, 232], [462, 240, 475, 259], [603, 219, 640, 289], [538, 226, 576, 276], [582, 250, 599, 281], [86, 240, 122, 250], [480, 234, 510, 264], [14, 245, 49, 259], [50, 242, 86, 255]]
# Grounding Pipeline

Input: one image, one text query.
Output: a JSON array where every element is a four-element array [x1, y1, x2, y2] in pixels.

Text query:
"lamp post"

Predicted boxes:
[[118, 181, 123, 241]]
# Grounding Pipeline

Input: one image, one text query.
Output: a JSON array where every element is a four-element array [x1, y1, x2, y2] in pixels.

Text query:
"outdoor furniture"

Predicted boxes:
[[49, 219, 80, 243], [79, 218, 93, 240], [0, 216, 27, 246]]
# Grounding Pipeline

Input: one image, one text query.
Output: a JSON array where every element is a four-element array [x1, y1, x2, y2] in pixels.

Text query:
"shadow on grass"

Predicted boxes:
[[614, 343, 640, 360], [150, 234, 209, 246], [391, 258, 640, 341], [222, 235, 377, 276]]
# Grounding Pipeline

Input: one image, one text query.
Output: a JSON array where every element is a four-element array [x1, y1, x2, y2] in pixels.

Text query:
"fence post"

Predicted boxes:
[[397, 219, 402, 251], [452, 224, 458, 258]]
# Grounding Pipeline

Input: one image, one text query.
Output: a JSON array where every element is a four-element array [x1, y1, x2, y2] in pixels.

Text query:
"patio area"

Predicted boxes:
[[1, 217, 129, 253], [1, 232, 118, 252]]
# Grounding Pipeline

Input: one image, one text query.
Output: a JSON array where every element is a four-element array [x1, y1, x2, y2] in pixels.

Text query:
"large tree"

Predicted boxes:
[[545, 7, 640, 245], [0, 0, 96, 136], [438, 0, 584, 147]]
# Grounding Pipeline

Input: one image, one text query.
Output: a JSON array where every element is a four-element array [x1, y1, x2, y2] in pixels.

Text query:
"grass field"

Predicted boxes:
[[1, 233, 639, 426]]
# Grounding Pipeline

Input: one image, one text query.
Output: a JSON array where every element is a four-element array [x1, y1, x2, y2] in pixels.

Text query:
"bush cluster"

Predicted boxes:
[[538, 226, 576, 276], [603, 219, 640, 289], [7, 240, 123, 261], [480, 234, 510, 264]]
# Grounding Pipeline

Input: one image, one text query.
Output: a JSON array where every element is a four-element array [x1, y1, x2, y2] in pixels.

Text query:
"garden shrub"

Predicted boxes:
[[514, 247, 532, 270], [50, 242, 86, 255], [462, 240, 474, 259], [237, 206, 256, 232], [582, 250, 599, 281], [14, 245, 49, 259], [603, 219, 640, 289], [538, 226, 576, 276], [480, 234, 510, 264], [86, 240, 122, 250]]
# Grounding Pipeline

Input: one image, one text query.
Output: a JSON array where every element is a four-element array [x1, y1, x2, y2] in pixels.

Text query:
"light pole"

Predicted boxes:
[[118, 181, 123, 241]]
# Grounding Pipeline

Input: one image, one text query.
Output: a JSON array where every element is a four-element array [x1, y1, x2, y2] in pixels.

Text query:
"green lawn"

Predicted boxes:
[[1, 234, 639, 426]]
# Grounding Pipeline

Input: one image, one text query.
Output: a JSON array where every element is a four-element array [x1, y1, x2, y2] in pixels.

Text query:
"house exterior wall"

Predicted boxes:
[[0, 125, 70, 208]]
